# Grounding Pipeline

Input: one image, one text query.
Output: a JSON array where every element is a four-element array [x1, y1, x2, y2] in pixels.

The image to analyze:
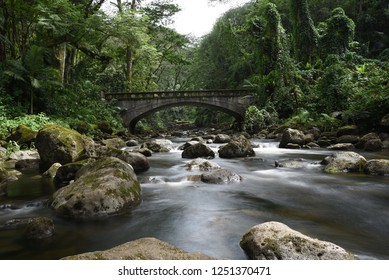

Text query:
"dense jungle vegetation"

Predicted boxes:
[[0, 0, 388, 138]]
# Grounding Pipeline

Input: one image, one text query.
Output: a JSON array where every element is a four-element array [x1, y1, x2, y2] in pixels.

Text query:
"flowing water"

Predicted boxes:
[[1, 138, 388, 260]]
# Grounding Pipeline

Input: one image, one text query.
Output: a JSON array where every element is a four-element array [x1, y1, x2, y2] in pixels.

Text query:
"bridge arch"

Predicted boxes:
[[104, 89, 253, 133], [129, 101, 244, 133]]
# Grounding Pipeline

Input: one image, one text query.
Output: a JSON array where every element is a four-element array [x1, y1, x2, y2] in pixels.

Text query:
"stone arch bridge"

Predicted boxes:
[[104, 89, 254, 133]]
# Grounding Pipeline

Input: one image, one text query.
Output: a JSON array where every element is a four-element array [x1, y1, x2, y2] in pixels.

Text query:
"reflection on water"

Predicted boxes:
[[1, 139, 389, 260]]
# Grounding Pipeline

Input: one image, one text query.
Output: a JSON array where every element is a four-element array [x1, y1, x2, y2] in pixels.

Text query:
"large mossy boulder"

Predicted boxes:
[[182, 143, 215, 159], [62, 237, 215, 260], [35, 125, 93, 171], [240, 221, 354, 260], [51, 157, 141, 219], [364, 159, 389, 176], [336, 125, 359, 137], [321, 151, 367, 174], [279, 128, 305, 148], [6, 125, 37, 146], [218, 135, 255, 158]]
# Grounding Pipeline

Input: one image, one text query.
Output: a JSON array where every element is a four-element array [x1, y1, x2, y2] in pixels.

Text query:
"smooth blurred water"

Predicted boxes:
[[0, 139, 388, 260]]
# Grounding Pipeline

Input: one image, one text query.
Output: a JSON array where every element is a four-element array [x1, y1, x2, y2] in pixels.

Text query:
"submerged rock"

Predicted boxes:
[[186, 158, 221, 172], [51, 157, 141, 219], [275, 158, 309, 169], [240, 221, 354, 260], [62, 237, 215, 260], [24, 217, 54, 240], [321, 151, 367, 174], [201, 169, 242, 184]]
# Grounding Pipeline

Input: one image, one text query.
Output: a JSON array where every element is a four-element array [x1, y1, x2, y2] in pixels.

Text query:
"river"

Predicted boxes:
[[1, 138, 388, 260]]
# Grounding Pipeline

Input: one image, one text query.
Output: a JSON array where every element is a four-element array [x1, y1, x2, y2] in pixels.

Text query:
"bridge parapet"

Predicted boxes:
[[104, 89, 254, 101]]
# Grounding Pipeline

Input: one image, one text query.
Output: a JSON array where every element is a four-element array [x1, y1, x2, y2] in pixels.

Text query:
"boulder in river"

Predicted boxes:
[[182, 143, 215, 159], [364, 159, 389, 176], [62, 237, 215, 260], [201, 169, 242, 184], [279, 128, 305, 148], [94, 145, 150, 173], [35, 125, 94, 171], [51, 157, 141, 219], [240, 221, 354, 260], [102, 137, 127, 149], [54, 159, 95, 186], [327, 143, 355, 151], [321, 151, 367, 174], [218, 135, 255, 158], [214, 134, 231, 143], [336, 125, 359, 137], [141, 139, 171, 152], [42, 163, 62, 178]]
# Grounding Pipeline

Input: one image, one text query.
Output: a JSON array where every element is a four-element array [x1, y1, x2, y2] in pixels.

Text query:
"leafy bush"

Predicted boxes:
[[244, 103, 279, 134], [285, 109, 340, 131]]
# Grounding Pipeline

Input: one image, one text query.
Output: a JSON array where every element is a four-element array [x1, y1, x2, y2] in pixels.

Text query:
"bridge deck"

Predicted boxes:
[[104, 89, 254, 101]]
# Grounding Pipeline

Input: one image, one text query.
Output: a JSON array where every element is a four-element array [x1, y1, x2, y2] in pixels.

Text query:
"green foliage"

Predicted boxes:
[[244, 104, 278, 134], [289, 0, 319, 63], [319, 8, 356, 58], [285, 109, 340, 131]]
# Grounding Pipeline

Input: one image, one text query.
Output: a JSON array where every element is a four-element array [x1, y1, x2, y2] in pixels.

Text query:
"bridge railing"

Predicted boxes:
[[104, 89, 254, 101]]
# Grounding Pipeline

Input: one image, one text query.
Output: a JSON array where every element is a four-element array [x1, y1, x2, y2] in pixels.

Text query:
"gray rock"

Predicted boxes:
[[0, 167, 18, 197], [201, 169, 242, 184], [182, 143, 215, 159], [364, 159, 389, 176], [218, 135, 255, 158], [322, 151, 367, 174], [126, 139, 139, 147], [214, 134, 231, 143], [51, 157, 141, 219], [279, 128, 305, 148], [275, 159, 309, 169], [186, 158, 221, 172], [62, 237, 215, 260], [94, 146, 150, 172], [102, 138, 127, 149], [285, 143, 301, 149], [240, 221, 354, 260], [364, 139, 383, 152], [8, 150, 40, 161], [356, 133, 381, 150], [141, 141, 170, 152], [131, 147, 152, 157]]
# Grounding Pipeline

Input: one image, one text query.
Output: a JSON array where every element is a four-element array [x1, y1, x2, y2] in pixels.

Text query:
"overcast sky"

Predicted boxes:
[[171, 0, 252, 37]]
